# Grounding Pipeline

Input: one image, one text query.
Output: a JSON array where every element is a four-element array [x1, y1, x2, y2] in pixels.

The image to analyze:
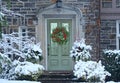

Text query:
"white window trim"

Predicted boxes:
[[116, 20, 120, 49], [101, 0, 112, 8], [19, 26, 28, 38], [116, 0, 120, 7], [18, 26, 28, 50]]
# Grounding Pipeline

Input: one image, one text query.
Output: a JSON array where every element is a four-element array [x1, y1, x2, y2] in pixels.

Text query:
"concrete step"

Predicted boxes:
[[37, 71, 86, 83]]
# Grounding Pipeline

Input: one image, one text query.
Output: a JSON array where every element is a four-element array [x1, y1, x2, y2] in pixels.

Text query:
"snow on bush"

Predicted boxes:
[[102, 50, 120, 81], [0, 33, 25, 60], [14, 60, 44, 80], [74, 60, 111, 82], [0, 60, 44, 80], [0, 33, 43, 62], [0, 33, 44, 80], [70, 39, 92, 61], [23, 42, 43, 63], [0, 53, 11, 73], [107, 81, 116, 83], [15, 61, 44, 75], [0, 53, 11, 65], [70, 39, 111, 82]]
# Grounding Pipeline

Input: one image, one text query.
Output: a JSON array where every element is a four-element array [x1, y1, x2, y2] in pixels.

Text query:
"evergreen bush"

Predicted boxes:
[[102, 50, 120, 81], [0, 60, 44, 80], [70, 39, 92, 61], [0, 53, 11, 73], [74, 60, 111, 82], [70, 39, 111, 82], [0, 33, 44, 80]]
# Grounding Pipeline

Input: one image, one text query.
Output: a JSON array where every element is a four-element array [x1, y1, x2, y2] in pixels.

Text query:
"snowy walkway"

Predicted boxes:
[[0, 79, 40, 83]]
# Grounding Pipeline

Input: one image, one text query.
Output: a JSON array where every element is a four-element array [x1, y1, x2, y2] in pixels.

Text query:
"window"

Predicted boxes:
[[116, 21, 120, 49], [19, 26, 28, 39], [102, 0, 112, 8], [19, 26, 28, 50], [116, 0, 120, 8]]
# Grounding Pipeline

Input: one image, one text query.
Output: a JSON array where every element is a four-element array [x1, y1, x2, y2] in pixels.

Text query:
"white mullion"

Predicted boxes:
[[116, 20, 120, 49]]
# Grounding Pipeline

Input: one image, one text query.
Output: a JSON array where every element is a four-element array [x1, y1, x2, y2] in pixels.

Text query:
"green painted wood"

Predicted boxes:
[[47, 19, 73, 70]]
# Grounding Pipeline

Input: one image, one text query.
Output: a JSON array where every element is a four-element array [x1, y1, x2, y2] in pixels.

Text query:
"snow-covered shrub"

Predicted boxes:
[[23, 42, 43, 63], [0, 33, 44, 80], [0, 53, 11, 73], [0, 60, 44, 80], [0, 53, 11, 66], [102, 50, 120, 81], [0, 33, 25, 60], [70, 39, 111, 82], [0, 33, 43, 63], [14, 60, 44, 80], [74, 60, 111, 82], [70, 39, 92, 61]]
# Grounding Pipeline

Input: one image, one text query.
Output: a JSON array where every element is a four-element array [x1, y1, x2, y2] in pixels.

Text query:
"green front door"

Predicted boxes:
[[47, 19, 73, 70]]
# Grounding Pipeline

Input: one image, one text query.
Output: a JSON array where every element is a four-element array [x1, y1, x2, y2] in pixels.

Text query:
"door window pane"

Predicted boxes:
[[62, 23, 69, 31], [50, 23, 58, 46], [50, 23, 57, 34]]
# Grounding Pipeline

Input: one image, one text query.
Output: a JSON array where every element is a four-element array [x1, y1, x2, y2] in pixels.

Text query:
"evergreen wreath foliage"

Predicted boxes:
[[51, 27, 69, 45]]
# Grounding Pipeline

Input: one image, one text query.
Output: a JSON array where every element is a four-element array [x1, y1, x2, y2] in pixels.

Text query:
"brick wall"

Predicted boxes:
[[3, 0, 100, 60], [100, 20, 116, 52], [5, 0, 99, 26]]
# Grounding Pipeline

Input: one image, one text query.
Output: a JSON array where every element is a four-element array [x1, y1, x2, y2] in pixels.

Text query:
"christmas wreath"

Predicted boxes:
[[51, 27, 69, 45]]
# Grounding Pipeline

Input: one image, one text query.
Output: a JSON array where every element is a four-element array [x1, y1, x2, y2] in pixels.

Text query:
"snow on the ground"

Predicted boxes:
[[107, 81, 120, 83], [0, 79, 40, 83], [0, 79, 120, 83]]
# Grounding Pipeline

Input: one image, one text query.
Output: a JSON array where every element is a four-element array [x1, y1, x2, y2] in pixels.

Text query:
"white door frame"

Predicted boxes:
[[45, 17, 75, 70], [36, 4, 84, 70]]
